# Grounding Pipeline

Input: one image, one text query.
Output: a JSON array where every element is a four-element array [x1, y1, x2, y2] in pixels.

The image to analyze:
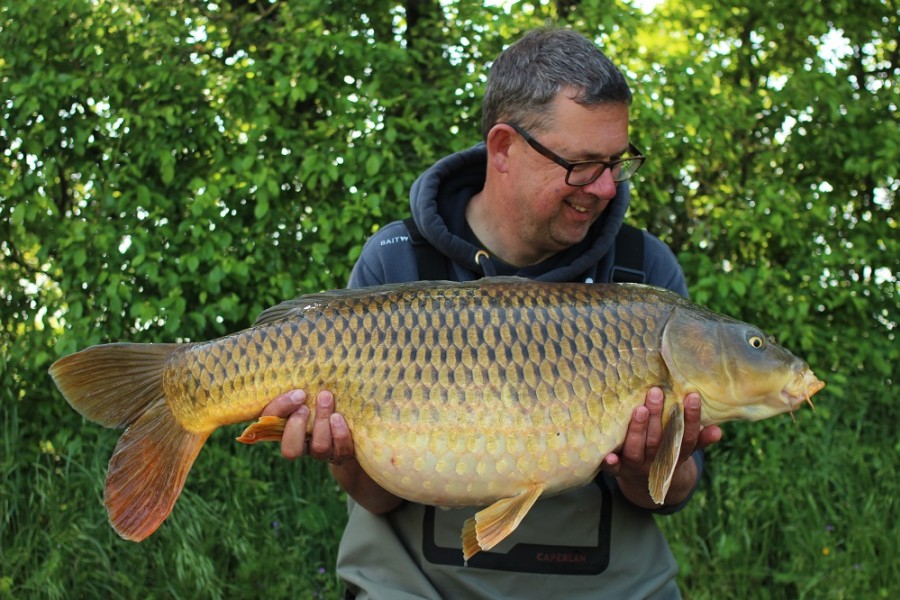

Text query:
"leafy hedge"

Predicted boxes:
[[2, 1, 897, 598]]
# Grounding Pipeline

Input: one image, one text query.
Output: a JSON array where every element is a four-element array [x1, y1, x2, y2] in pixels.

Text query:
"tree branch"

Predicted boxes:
[[254, 0, 279, 22]]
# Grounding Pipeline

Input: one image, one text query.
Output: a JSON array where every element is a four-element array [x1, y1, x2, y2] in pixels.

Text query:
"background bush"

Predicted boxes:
[[1, 0, 896, 598]]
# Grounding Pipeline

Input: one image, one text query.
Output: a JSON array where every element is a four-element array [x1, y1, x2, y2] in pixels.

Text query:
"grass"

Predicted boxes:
[[661, 395, 898, 599], [2, 377, 896, 598], [0, 393, 347, 600]]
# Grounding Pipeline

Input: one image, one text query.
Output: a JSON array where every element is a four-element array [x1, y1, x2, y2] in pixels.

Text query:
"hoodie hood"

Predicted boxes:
[[409, 143, 632, 282]]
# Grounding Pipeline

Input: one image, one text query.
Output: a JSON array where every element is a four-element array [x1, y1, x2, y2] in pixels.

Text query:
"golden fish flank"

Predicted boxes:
[[49, 277, 825, 561]]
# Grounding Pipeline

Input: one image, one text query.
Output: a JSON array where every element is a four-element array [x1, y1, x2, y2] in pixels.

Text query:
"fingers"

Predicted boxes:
[[620, 404, 650, 467], [604, 387, 706, 478], [261, 389, 307, 417], [329, 413, 354, 465], [601, 452, 621, 474], [268, 389, 355, 463], [643, 387, 664, 452], [258, 390, 309, 459], [308, 391, 336, 460], [682, 393, 723, 454], [620, 386, 664, 468], [679, 393, 703, 461], [281, 396, 311, 460], [698, 424, 723, 450]]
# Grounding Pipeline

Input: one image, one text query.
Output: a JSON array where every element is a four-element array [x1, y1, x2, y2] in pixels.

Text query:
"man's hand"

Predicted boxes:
[[260, 389, 403, 514], [600, 387, 722, 508], [261, 389, 354, 464]]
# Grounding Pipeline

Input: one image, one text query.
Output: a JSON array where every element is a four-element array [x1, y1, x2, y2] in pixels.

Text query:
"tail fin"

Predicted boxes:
[[49, 343, 208, 541]]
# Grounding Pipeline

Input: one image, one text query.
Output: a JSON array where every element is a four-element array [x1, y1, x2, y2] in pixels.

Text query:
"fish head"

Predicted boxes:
[[661, 307, 825, 426]]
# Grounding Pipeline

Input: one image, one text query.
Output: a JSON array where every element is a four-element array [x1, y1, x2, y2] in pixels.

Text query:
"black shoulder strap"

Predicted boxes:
[[611, 223, 645, 283], [404, 217, 643, 283], [403, 217, 450, 281]]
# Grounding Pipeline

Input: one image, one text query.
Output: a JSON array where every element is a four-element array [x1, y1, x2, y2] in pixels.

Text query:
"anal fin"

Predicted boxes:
[[236, 415, 288, 444], [461, 483, 545, 561], [649, 401, 685, 504]]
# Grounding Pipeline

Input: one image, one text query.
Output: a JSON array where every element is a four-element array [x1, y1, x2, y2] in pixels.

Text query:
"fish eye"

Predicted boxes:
[[748, 335, 765, 349]]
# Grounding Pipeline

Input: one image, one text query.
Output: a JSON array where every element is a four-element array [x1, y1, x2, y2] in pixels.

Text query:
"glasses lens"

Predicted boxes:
[[566, 157, 644, 186], [567, 163, 602, 186], [611, 158, 643, 182]]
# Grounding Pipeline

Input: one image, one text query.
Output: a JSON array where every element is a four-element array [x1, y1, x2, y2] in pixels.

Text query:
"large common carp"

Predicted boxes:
[[49, 277, 823, 560]]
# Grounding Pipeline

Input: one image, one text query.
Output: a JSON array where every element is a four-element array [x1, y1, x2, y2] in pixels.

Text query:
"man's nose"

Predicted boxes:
[[579, 167, 617, 199]]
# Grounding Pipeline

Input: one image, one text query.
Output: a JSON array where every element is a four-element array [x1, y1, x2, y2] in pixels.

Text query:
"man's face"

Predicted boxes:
[[502, 93, 631, 262]]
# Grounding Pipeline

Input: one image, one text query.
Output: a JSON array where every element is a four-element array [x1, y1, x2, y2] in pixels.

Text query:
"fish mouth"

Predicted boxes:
[[782, 368, 825, 414]]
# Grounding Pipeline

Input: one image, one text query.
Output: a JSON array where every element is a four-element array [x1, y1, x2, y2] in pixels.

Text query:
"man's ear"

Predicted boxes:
[[485, 124, 515, 175]]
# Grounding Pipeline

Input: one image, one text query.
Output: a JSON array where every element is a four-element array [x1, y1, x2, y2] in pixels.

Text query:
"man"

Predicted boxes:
[[263, 26, 721, 598]]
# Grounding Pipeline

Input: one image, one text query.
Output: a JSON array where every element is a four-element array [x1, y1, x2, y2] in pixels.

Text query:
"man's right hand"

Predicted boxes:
[[261, 389, 355, 464], [260, 389, 404, 514]]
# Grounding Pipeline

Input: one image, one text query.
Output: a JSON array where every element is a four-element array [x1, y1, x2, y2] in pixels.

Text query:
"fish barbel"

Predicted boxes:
[[49, 277, 824, 559]]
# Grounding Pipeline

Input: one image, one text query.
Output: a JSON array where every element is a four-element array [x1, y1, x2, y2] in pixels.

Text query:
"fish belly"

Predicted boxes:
[[352, 419, 629, 506]]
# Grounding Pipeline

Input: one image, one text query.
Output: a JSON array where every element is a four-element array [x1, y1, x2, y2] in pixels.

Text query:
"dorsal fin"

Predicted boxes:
[[252, 287, 388, 326], [252, 278, 534, 327]]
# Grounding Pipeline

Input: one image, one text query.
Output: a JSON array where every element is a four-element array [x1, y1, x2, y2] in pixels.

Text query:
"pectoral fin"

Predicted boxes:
[[461, 483, 545, 561], [236, 416, 288, 444], [649, 402, 685, 504]]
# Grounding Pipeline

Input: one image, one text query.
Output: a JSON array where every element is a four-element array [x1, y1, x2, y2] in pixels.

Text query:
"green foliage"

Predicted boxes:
[[1, 0, 897, 598]]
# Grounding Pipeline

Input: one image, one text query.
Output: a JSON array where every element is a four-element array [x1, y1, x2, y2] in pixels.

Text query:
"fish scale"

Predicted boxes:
[[49, 277, 824, 559]]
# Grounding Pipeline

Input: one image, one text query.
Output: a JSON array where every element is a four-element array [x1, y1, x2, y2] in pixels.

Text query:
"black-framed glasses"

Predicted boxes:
[[504, 122, 646, 186]]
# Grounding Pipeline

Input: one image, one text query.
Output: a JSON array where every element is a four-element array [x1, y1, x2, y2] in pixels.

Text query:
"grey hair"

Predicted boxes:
[[481, 26, 632, 139]]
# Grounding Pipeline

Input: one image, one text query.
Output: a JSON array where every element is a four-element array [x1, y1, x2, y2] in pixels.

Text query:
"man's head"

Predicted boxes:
[[468, 27, 641, 268], [481, 27, 632, 138]]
